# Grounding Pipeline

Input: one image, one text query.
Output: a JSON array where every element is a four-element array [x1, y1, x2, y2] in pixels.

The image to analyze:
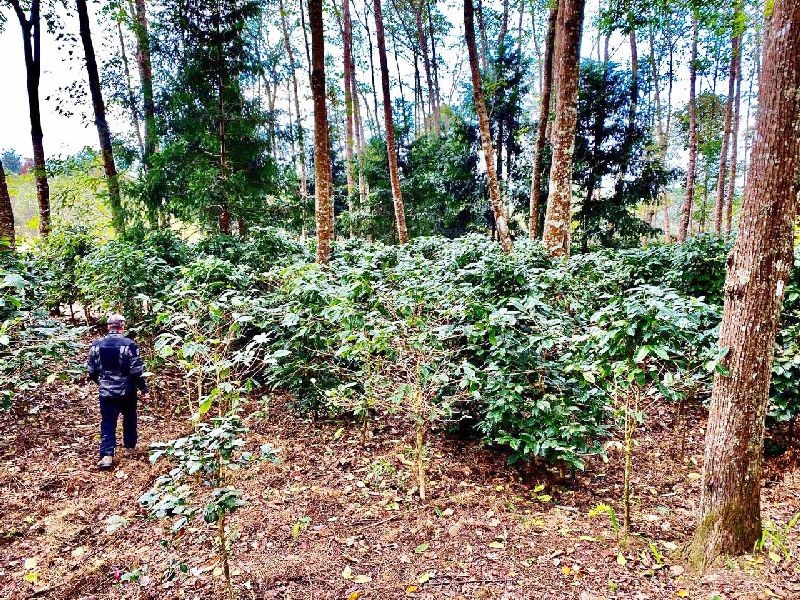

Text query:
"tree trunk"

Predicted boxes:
[[414, 0, 437, 133], [541, 0, 585, 257], [475, 0, 489, 71], [280, 0, 309, 212], [374, 0, 409, 243], [0, 161, 14, 249], [678, 15, 698, 244], [725, 29, 744, 237], [465, 0, 513, 253], [714, 32, 739, 234], [350, 47, 368, 213], [342, 0, 357, 236], [687, 0, 800, 568], [131, 0, 156, 160], [116, 21, 144, 159], [426, 0, 441, 123], [77, 0, 123, 233], [363, 1, 382, 138], [11, 0, 51, 236], [529, 7, 557, 239], [309, 0, 334, 263]]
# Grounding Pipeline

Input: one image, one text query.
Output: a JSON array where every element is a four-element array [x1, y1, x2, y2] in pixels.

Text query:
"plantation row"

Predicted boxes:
[[2, 228, 799, 469]]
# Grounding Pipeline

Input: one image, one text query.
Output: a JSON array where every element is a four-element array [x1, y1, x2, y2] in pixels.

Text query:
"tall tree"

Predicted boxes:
[[342, 0, 357, 235], [678, 14, 698, 243], [280, 0, 309, 216], [725, 5, 745, 236], [373, 0, 409, 243], [309, 0, 334, 262], [0, 161, 14, 249], [131, 0, 156, 160], [465, 0, 512, 253], [116, 19, 144, 159], [687, 0, 800, 567], [541, 0, 586, 256], [714, 26, 739, 233], [8, 0, 50, 236], [529, 6, 557, 239], [77, 0, 123, 233]]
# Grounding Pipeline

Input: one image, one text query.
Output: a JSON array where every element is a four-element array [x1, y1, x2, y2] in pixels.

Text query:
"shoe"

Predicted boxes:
[[97, 455, 114, 470], [122, 447, 136, 459]]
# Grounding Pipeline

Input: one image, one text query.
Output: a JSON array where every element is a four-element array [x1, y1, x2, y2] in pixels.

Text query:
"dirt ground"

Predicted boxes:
[[1, 354, 799, 600]]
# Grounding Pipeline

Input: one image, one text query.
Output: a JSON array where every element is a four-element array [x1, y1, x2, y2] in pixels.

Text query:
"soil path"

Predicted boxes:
[[1, 353, 799, 599]]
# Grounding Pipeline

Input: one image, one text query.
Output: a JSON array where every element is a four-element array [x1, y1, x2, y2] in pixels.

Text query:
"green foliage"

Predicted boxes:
[[572, 60, 668, 251], [0, 252, 84, 410], [33, 224, 94, 311], [76, 239, 172, 321], [666, 234, 732, 304], [141, 413, 278, 549]]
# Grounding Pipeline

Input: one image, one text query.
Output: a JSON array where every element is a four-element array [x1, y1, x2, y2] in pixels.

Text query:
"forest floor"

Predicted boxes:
[[1, 345, 800, 599]]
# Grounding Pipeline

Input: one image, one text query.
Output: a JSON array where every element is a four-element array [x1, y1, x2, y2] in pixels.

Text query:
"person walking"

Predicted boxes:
[[87, 314, 149, 469]]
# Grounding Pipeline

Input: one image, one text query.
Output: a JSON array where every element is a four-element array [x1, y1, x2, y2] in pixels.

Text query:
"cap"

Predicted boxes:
[[107, 313, 126, 326]]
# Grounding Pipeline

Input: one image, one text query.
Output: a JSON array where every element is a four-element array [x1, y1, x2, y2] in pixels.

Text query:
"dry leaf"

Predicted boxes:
[[416, 571, 433, 584], [352, 574, 372, 584], [342, 565, 353, 580], [489, 541, 505, 549], [616, 552, 627, 566]]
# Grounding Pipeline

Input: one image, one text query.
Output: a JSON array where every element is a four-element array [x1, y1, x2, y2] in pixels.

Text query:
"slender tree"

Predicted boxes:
[[309, 0, 334, 262], [529, 6, 557, 239], [374, 0, 409, 243], [8, 0, 50, 236], [688, 0, 800, 567], [714, 29, 739, 233], [0, 161, 14, 249], [725, 7, 745, 236], [465, 0, 512, 253], [116, 20, 144, 159], [342, 0, 357, 235], [678, 14, 698, 243], [77, 0, 124, 233], [541, 0, 585, 256], [131, 0, 156, 160], [280, 0, 309, 213]]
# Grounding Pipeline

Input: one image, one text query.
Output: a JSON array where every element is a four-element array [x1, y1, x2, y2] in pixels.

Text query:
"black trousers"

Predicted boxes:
[[98, 393, 137, 457]]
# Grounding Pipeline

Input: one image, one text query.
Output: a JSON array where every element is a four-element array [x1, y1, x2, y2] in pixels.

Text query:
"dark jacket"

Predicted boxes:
[[87, 333, 148, 398]]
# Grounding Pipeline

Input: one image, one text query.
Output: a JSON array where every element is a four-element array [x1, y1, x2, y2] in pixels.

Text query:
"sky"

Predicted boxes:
[[0, 1, 623, 157], [0, 1, 713, 164], [0, 6, 99, 158]]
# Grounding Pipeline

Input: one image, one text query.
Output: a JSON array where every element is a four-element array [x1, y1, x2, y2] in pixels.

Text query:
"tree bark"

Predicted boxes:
[[280, 0, 309, 213], [10, 0, 50, 237], [687, 0, 800, 568], [414, 0, 437, 133], [117, 21, 144, 159], [725, 28, 744, 237], [363, 1, 382, 138], [131, 0, 156, 160], [541, 0, 585, 257], [374, 0, 409, 243], [714, 32, 739, 234], [77, 0, 123, 233], [678, 15, 698, 243], [465, 0, 513, 253], [426, 0, 441, 123], [0, 161, 14, 249], [309, 0, 334, 263], [475, 0, 489, 71], [342, 0, 357, 236], [529, 7, 557, 239]]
